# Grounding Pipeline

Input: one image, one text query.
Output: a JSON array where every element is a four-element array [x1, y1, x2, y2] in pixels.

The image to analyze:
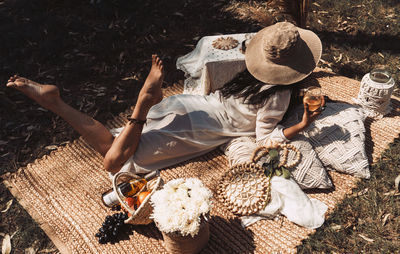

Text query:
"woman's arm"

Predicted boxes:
[[283, 96, 325, 140], [256, 90, 325, 144]]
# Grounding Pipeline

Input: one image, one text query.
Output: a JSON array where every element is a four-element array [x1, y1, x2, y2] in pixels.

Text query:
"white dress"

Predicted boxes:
[[112, 85, 291, 174], [111, 81, 327, 230], [126, 35, 328, 229]]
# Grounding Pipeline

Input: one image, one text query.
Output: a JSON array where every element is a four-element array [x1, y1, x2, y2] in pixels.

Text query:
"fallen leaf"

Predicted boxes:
[[395, 174, 400, 192], [26, 125, 36, 131], [119, 52, 125, 62], [173, 12, 184, 17], [378, 52, 385, 58], [344, 55, 350, 63], [351, 188, 368, 197], [354, 59, 367, 64], [10, 230, 18, 239], [1, 234, 11, 254], [383, 190, 395, 196], [1, 200, 13, 213], [24, 247, 36, 254], [122, 74, 140, 81], [319, 58, 332, 67], [334, 53, 343, 63], [383, 190, 400, 196], [7, 136, 20, 140], [24, 132, 32, 142], [45, 145, 58, 150], [330, 224, 342, 231], [36, 107, 48, 112], [358, 188, 369, 196], [382, 213, 391, 226], [359, 234, 374, 243]]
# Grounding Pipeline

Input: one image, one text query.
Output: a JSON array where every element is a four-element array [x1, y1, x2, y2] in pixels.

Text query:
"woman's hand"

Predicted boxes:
[[282, 96, 326, 140], [300, 96, 326, 128]]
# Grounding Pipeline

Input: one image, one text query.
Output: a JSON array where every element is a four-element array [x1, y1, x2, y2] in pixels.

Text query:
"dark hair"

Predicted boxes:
[[218, 70, 301, 110]]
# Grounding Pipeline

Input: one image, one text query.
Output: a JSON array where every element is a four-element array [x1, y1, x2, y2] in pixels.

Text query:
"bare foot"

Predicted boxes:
[[138, 54, 164, 107], [6, 75, 60, 109]]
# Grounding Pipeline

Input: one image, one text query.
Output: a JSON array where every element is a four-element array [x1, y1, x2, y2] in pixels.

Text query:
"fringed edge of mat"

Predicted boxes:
[[2, 179, 72, 254]]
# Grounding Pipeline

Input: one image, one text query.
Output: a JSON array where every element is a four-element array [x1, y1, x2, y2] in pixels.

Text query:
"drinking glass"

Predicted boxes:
[[303, 86, 323, 112]]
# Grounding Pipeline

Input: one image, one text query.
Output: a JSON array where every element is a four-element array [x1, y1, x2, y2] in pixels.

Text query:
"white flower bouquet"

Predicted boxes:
[[150, 178, 213, 237]]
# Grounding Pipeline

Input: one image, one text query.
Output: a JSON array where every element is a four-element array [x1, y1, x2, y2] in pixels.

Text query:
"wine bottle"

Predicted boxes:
[[102, 178, 147, 208]]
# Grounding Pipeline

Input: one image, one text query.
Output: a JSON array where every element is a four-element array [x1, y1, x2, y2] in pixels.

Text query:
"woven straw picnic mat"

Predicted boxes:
[[3, 69, 400, 254]]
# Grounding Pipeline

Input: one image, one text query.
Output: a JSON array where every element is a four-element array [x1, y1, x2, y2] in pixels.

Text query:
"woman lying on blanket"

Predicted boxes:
[[6, 22, 324, 176]]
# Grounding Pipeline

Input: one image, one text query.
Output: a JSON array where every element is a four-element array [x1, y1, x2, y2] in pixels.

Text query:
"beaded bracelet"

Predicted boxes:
[[127, 117, 146, 125]]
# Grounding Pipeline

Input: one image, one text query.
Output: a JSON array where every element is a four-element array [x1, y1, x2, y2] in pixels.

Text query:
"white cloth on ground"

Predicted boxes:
[[241, 177, 327, 229], [222, 136, 328, 229], [176, 33, 254, 95]]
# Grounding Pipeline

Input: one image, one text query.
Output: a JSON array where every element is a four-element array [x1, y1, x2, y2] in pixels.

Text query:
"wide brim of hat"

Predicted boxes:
[[245, 25, 322, 85]]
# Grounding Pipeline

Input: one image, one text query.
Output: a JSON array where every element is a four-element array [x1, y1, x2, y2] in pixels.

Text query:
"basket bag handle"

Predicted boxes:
[[250, 144, 301, 169]]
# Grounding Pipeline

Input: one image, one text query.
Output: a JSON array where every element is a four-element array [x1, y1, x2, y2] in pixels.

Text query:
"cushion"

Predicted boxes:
[[284, 134, 333, 189], [304, 102, 370, 178], [222, 136, 333, 190], [279, 113, 333, 189]]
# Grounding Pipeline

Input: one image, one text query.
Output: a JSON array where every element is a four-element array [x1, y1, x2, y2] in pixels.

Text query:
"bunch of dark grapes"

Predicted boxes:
[[95, 212, 128, 244]]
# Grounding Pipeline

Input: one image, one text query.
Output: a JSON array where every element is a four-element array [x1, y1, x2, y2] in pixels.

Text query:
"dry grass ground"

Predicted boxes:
[[0, 0, 399, 253], [299, 1, 400, 252]]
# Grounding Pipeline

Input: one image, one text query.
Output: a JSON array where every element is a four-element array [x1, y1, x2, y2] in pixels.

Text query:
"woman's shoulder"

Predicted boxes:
[[259, 84, 292, 102], [258, 85, 292, 110]]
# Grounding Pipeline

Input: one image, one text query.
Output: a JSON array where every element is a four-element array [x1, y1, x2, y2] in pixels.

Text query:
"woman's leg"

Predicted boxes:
[[7, 54, 164, 174], [103, 55, 164, 173], [7, 75, 114, 156]]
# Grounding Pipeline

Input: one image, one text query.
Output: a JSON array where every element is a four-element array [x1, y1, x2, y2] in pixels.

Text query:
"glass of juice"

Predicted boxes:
[[303, 86, 323, 112]]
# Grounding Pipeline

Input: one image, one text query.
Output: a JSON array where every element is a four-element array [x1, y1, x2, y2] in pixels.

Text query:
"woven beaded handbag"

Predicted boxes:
[[217, 143, 301, 216], [112, 171, 163, 225]]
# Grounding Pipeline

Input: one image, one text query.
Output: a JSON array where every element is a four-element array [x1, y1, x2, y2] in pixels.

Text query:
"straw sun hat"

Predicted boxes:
[[245, 22, 322, 85]]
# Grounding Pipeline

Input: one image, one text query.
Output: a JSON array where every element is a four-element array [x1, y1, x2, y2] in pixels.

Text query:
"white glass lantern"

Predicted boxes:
[[354, 68, 395, 119]]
